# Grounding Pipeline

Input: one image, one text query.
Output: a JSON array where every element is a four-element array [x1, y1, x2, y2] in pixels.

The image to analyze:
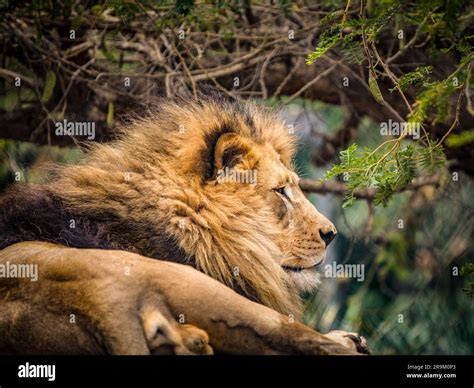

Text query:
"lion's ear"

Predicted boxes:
[[214, 133, 257, 171]]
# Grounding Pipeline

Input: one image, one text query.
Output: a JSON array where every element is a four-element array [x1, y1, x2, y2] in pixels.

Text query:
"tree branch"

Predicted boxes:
[[299, 175, 440, 200]]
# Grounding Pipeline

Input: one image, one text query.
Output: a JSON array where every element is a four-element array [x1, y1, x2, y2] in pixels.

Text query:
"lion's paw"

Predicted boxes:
[[177, 324, 213, 355], [142, 310, 213, 355], [325, 330, 370, 355]]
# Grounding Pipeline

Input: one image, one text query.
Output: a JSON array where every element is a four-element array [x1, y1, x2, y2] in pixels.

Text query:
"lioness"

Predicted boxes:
[[0, 96, 368, 354]]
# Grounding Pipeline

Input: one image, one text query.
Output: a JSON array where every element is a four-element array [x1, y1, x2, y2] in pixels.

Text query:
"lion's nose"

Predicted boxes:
[[312, 208, 337, 246], [319, 229, 337, 246]]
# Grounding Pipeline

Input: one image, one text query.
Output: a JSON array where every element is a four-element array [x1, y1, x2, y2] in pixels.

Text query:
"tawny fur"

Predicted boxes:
[[1, 96, 304, 317]]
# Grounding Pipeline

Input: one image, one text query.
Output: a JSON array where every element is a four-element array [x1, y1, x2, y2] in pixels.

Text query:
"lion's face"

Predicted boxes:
[[255, 144, 337, 292], [212, 131, 336, 294]]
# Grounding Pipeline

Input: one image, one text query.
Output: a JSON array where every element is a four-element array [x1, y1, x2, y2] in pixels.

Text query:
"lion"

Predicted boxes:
[[0, 241, 367, 355], [0, 95, 368, 354]]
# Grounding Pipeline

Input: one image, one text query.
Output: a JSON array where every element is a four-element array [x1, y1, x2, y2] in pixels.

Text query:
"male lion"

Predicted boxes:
[[0, 96, 368, 354]]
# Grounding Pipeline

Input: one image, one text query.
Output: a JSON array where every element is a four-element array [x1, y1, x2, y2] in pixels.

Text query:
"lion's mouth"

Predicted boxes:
[[281, 254, 326, 273], [282, 264, 318, 272], [282, 262, 322, 292]]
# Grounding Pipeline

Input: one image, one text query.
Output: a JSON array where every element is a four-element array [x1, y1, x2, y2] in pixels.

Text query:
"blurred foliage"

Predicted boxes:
[[299, 101, 473, 355], [304, 0, 474, 311], [308, 0, 473, 207], [0, 139, 82, 189], [461, 263, 474, 298], [446, 130, 474, 148]]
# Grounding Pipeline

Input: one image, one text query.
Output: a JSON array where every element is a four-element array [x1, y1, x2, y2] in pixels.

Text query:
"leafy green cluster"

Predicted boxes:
[[391, 66, 433, 92], [306, 33, 340, 64], [306, 5, 399, 65], [408, 55, 472, 125], [322, 140, 445, 207], [304, 163, 474, 353], [308, 0, 472, 207]]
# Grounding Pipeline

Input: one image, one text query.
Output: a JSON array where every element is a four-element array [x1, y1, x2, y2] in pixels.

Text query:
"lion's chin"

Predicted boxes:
[[286, 268, 321, 293]]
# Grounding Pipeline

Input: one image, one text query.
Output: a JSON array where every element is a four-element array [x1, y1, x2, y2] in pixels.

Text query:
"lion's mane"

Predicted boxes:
[[0, 96, 303, 317]]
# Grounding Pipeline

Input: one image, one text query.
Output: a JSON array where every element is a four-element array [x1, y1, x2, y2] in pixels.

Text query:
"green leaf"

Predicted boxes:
[[390, 66, 433, 92], [40, 71, 56, 104], [340, 142, 358, 165], [395, 145, 416, 187], [318, 10, 343, 27], [340, 41, 365, 65], [342, 193, 354, 208], [419, 140, 446, 174], [369, 72, 384, 104], [374, 172, 396, 206], [306, 34, 340, 64], [446, 130, 474, 148]]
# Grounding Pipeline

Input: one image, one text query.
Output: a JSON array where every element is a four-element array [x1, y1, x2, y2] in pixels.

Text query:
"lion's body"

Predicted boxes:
[[0, 96, 338, 319], [0, 241, 360, 355], [0, 96, 369, 355]]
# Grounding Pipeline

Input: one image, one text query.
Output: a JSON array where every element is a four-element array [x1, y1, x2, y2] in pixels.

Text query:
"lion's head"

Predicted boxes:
[[3, 96, 336, 319]]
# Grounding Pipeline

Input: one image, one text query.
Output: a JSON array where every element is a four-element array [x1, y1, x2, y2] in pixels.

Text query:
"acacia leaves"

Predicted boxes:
[[308, 1, 472, 208], [322, 141, 444, 208]]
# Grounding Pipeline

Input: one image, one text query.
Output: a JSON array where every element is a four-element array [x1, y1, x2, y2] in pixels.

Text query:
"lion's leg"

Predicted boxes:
[[0, 243, 214, 355], [0, 242, 358, 355], [0, 300, 106, 355], [91, 310, 151, 355], [132, 261, 359, 355], [0, 282, 211, 355]]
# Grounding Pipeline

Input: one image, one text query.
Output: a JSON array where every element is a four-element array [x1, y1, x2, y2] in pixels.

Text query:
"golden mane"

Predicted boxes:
[[44, 96, 303, 318]]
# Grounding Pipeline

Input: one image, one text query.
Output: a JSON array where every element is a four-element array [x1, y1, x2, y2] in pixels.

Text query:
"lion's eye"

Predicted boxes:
[[274, 186, 288, 198]]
